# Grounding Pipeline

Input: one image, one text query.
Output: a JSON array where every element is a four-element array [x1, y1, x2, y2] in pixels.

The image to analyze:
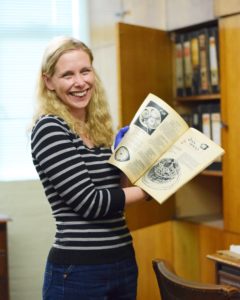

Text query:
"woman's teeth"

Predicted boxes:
[[71, 90, 87, 97]]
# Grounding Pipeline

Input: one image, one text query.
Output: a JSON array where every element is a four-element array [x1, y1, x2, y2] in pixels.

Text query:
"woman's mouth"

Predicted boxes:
[[70, 90, 88, 97]]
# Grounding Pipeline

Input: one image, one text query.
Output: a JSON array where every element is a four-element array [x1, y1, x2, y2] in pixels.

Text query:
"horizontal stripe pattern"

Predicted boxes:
[[31, 115, 133, 264]]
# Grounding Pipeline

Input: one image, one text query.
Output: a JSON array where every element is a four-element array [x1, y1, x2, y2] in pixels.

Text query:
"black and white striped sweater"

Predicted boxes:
[[31, 115, 134, 265]]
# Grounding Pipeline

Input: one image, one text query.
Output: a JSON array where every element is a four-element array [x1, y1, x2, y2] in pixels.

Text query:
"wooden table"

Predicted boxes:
[[207, 250, 240, 289], [0, 215, 11, 300]]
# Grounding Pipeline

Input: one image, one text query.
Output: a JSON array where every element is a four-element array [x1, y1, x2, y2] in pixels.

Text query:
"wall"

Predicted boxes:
[[0, 181, 54, 300], [166, 0, 215, 30], [0, 1, 216, 299]]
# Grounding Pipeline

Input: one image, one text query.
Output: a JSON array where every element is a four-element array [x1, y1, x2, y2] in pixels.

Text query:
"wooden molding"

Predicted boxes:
[[214, 0, 240, 17]]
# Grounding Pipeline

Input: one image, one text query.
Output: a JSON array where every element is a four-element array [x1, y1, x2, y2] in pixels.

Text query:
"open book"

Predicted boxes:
[[109, 93, 225, 205]]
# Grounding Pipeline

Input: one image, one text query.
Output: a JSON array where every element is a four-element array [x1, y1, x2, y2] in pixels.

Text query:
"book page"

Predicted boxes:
[[109, 93, 189, 183], [135, 127, 224, 204]]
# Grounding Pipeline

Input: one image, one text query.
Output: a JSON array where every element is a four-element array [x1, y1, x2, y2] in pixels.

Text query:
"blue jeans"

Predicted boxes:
[[42, 257, 138, 300]]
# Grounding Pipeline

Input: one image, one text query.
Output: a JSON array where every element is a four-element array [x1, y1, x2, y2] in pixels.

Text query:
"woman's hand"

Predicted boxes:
[[114, 126, 129, 149], [123, 186, 151, 205]]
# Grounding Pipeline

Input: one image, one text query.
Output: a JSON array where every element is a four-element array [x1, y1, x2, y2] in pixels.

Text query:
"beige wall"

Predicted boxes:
[[166, 0, 215, 30], [0, 181, 54, 300], [0, 1, 215, 299]]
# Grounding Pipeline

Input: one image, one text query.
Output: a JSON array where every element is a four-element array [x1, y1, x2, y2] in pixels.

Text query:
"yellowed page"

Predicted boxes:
[[109, 93, 189, 183], [135, 127, 225, 204]]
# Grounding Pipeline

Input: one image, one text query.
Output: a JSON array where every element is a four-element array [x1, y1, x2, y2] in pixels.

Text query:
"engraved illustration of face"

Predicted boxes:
[[140, 107, 161, 130], [149, 158, 180, 183]]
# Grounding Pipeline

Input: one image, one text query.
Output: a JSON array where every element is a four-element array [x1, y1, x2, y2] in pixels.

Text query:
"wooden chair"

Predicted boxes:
[[152, 259, 240, 300]]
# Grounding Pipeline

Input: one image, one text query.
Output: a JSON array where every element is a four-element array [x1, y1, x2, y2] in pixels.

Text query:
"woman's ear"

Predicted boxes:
[[43, 74, 55, 91]]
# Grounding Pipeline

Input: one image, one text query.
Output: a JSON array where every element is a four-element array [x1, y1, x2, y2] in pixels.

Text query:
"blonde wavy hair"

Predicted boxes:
[[32, 36, 114, 147]]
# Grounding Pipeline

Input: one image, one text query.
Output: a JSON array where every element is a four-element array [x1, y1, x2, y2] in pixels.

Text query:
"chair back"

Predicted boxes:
[[152, 259, 240, 300]]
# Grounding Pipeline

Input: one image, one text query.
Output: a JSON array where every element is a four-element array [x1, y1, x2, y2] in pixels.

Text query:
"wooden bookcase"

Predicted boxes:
[[214, 0, 240, 17], [219, 14, 240, 233], [116, 17, 240, 300]]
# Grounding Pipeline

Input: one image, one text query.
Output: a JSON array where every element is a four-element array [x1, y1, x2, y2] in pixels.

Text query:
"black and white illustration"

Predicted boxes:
[[142, 158, 180, 189], [200, 143, 209, 150], [114, 146, 130, 162], [134, 100, 168, 135]]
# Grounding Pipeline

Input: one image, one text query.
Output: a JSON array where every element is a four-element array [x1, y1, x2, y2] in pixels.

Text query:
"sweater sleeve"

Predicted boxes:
[[31, 116, 125, 219]]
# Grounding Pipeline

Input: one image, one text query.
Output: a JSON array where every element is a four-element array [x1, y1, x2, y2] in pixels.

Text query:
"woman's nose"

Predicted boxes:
[[74, 74, 85, 86]]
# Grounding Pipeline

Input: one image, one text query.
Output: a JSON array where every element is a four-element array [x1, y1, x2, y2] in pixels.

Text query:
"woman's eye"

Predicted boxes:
[[62, 72, 72, 79], [82, 68, 91, 75]]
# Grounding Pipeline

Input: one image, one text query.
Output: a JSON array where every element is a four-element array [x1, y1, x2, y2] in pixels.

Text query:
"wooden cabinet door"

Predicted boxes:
[[116, 22, 174, 126], [116, 22, 175, 230], [219, 15, 240, 233], [116, 23, 175, 300]]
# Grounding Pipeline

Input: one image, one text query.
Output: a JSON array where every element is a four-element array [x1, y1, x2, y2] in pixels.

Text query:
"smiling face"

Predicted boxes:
[[44, 49, 95, 120]]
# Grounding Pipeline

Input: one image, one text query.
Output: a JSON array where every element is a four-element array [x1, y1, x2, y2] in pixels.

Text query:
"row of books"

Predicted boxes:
[[181, 102, 222, 170], [174, 26, 220, 97]]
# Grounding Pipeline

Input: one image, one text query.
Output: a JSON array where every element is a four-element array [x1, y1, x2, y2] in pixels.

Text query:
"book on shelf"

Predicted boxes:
[[186, 103, 222, 171], [180, 112, 193, 127], [210, 103, 221, 146], [200, 103, 212, 139], [174, 33, 185, 97], [174, 25, 219, 97], [109, 93, 225, 205], [198, 28, 211, 94], [190, 30, 201, 95], [208, 26, 220, 93], [209, 102, 222, 170], [183, 33, 193, 96], [192, 105, 202, 132]]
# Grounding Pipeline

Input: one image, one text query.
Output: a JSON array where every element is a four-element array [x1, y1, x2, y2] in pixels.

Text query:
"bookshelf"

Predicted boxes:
[[172, 20, 223, 188], [116, 16, 240, 299], [175, 94, 220, 102], [201, 170, 222, 177], [172, 21, 220, 95]]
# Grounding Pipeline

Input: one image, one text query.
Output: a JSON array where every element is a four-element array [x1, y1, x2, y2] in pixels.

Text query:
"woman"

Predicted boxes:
[[31, 36, 149, 300]]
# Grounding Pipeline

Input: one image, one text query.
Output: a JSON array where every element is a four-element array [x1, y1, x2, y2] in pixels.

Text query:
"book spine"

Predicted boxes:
[[192, 104, 201, 132], [209, 102, 222, 170], [175, 34, 185, 97], [180, 112, 193, 127], [209, 27, 220, 93], [210, 103, 221, 146], [190, 30, 200, 95], [198, 29, 211, 94], [183, 33, 192, 96], [201, 104, 212, 139]]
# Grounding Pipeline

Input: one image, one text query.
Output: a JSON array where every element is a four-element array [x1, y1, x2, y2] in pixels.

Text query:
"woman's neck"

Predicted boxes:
[[81, 134, 95, 148]]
